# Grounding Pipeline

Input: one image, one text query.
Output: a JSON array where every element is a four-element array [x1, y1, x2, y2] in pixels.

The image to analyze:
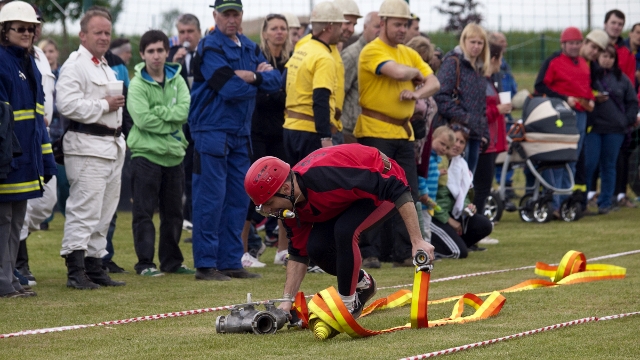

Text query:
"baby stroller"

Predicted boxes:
[[486, 96, 582, 223]]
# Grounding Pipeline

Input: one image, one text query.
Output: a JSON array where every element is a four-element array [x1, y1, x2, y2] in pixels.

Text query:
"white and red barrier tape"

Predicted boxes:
[[399, 311, 640, 359], [2, 249, 638, 339]]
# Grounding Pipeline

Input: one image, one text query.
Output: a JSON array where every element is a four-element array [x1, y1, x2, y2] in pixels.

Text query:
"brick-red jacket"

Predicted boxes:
[[615, 37, 637, 85], [535, 51, 594, 112], [284, 144, 411, 257]]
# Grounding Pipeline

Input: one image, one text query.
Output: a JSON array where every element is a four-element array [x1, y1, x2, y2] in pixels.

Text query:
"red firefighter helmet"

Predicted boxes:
[[244, 156, 291, 205]]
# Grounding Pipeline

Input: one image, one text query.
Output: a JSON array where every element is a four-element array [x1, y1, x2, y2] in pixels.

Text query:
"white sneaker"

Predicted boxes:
[[182, 220, 193, 232], [478, 237, 499, 245], [274, 249, 288, 265], [242, 252, 266, 268]]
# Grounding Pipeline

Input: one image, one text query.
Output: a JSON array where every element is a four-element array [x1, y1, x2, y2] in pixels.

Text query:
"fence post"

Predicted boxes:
[[540, 34, 546, 65]]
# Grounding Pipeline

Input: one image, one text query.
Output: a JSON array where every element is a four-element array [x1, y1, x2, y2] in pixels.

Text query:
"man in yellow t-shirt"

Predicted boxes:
[[293, 0, 361, 146], [283, 1, 345, 163], [356, 0, 440, 267]]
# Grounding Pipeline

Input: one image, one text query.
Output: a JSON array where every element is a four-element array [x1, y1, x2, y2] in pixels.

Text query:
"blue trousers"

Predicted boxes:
[[585, 132, 625, 209], [551, 111, 587, 209], [191, 132, 249, 270], [465, 139, 481, 175]]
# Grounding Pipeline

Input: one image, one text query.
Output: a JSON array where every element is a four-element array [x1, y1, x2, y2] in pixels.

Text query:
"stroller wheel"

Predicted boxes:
[[519, 194, 535, 222], [533, 200, 553, 223], [560, 200, 583, 222], [483, 191, 504, 223]]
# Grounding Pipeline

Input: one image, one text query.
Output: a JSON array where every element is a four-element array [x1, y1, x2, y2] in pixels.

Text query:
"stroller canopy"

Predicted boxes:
[[515, 97, 580, 163]]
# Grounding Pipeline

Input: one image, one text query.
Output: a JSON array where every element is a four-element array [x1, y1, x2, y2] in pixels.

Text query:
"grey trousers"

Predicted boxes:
[[0, 200, 27, 295]]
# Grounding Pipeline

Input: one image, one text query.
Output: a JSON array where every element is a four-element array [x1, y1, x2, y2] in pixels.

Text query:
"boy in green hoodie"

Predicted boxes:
[[126, 30, 193, 276]]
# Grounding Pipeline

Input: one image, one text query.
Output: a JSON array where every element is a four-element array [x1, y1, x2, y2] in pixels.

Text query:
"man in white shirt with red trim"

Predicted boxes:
[[56, 9, 126, 289]]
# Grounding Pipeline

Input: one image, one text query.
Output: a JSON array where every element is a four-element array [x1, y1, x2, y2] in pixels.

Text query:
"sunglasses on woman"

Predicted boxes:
[[450, 124, 470, 134], [10, 27, 36, 34]]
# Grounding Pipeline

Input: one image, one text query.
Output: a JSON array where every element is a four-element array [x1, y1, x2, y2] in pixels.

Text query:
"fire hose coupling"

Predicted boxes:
[[215, 293, 298, 335], [413, 249, 433, 273]]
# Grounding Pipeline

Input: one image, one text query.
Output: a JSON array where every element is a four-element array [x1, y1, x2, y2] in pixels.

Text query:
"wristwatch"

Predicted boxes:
[[253, 72, 257, 82]]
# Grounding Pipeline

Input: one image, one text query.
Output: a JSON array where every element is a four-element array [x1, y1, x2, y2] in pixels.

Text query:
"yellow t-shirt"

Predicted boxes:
[[284, 38, 337, 134], [296, 34, 344, 131], [356, 38, 434, 140]]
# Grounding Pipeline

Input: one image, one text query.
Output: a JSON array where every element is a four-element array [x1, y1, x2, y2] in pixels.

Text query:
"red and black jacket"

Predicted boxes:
[[534, 51, 594, 112], [284, 144, 411, 258]]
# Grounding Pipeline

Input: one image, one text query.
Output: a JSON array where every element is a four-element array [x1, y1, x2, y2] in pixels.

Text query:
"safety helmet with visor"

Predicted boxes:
[[245, 156, 296, 218], [310, 1, 348, 23], [0, 1, 40, 24], [378, 0, 412, 20]]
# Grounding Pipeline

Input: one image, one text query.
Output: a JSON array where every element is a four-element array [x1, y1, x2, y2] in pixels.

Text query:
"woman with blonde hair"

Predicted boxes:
[[434, 23, 490, 174], [243, 14, 291, 267]]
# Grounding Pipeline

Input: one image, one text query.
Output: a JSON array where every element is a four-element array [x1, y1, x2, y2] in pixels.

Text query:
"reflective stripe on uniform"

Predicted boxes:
[[13, 109, 35, 121], [36, 103, 44, 115], [42, 143, 52, 154], [0, 177, 43, 194]]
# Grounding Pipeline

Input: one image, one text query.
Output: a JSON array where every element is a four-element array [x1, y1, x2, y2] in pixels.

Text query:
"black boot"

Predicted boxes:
[[65, 250, 100, 290], [17, 239, 36, 282], [85, 257, 126, 286]]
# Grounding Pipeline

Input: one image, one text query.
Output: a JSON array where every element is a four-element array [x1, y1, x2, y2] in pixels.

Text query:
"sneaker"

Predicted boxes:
[[362, 257, 381, 269], [182, 220, 193, 232], [241, 252, 266, 268], [17, 267, 36, 282], [14, 269, 35, 286], [140, 268, 164, 277], [173, 265, 196, 274], [248, 242, 267, 259], [468, 245, 487, 252], [587, 194, 599, 208], [478, 237, 499, 245], [103, 259, 127, 273], [274, 249, 288, 265], [18, 288, 37, 297], [350, 272, 377, 319], [183, 237, 192, 243], [307, 265, 325, 273], [39, 222, 49, 230]]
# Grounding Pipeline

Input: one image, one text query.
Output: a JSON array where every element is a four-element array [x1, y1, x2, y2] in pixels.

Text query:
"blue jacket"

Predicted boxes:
[[188, 29, 282, 137], [0, 46, 57, 202]]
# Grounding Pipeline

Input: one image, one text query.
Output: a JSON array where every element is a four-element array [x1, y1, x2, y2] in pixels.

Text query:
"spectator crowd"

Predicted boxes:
[[0, 0, 638, 299]]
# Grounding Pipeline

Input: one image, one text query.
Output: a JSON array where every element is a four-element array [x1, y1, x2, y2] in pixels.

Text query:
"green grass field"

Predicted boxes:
[[3, 203, 640, 359]]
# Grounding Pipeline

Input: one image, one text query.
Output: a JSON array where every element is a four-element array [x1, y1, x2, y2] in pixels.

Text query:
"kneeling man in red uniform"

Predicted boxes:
[[244, 144, 435, 318]]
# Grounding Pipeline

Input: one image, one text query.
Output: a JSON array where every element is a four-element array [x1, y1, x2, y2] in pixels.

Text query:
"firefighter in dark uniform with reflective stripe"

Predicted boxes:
[[244, 144, 435, 318]]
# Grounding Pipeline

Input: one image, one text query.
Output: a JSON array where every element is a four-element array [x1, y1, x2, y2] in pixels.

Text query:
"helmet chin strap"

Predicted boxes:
[[273, 170, 300, 218]]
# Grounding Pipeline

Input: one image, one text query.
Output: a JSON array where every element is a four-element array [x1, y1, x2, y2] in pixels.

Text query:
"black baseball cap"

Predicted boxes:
[[209, 0, 243, 12]]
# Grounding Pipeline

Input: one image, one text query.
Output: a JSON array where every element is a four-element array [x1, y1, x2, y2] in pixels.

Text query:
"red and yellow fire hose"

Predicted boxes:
[[291, 250, 626, 340]]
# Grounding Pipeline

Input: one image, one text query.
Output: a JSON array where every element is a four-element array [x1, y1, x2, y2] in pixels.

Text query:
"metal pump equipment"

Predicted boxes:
[[215, 294, 291, 335]]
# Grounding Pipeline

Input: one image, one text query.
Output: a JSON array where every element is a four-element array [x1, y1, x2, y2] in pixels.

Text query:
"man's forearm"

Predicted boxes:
[[282, 259, 308, 299], [414, 75, 441, 99], [397, 200, 424, 247]]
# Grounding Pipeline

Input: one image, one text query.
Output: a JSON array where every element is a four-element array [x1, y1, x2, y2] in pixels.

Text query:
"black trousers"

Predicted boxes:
[[306, 199, 395, 296], [472, 152, 497, 210], [283, 129, 322, 164], [131, 157, 185, 273], [430, 215, 492, 259]]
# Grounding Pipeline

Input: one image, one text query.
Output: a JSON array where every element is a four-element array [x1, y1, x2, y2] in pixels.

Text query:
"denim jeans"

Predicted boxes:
[[131, 157, 185, 273], [551, 111, 587, 209], [465, 139, 481, 175], [585, 132, 625, 209]]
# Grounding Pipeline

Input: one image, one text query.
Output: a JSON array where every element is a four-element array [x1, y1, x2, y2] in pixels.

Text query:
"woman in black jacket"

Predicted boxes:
[[434, 23, 490, 175], [585, 45, 639, 214]]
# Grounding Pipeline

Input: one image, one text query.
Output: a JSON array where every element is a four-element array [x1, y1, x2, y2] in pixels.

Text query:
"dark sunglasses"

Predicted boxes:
[[450, 124, 470, 134], [10, 27, 36, 34]]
